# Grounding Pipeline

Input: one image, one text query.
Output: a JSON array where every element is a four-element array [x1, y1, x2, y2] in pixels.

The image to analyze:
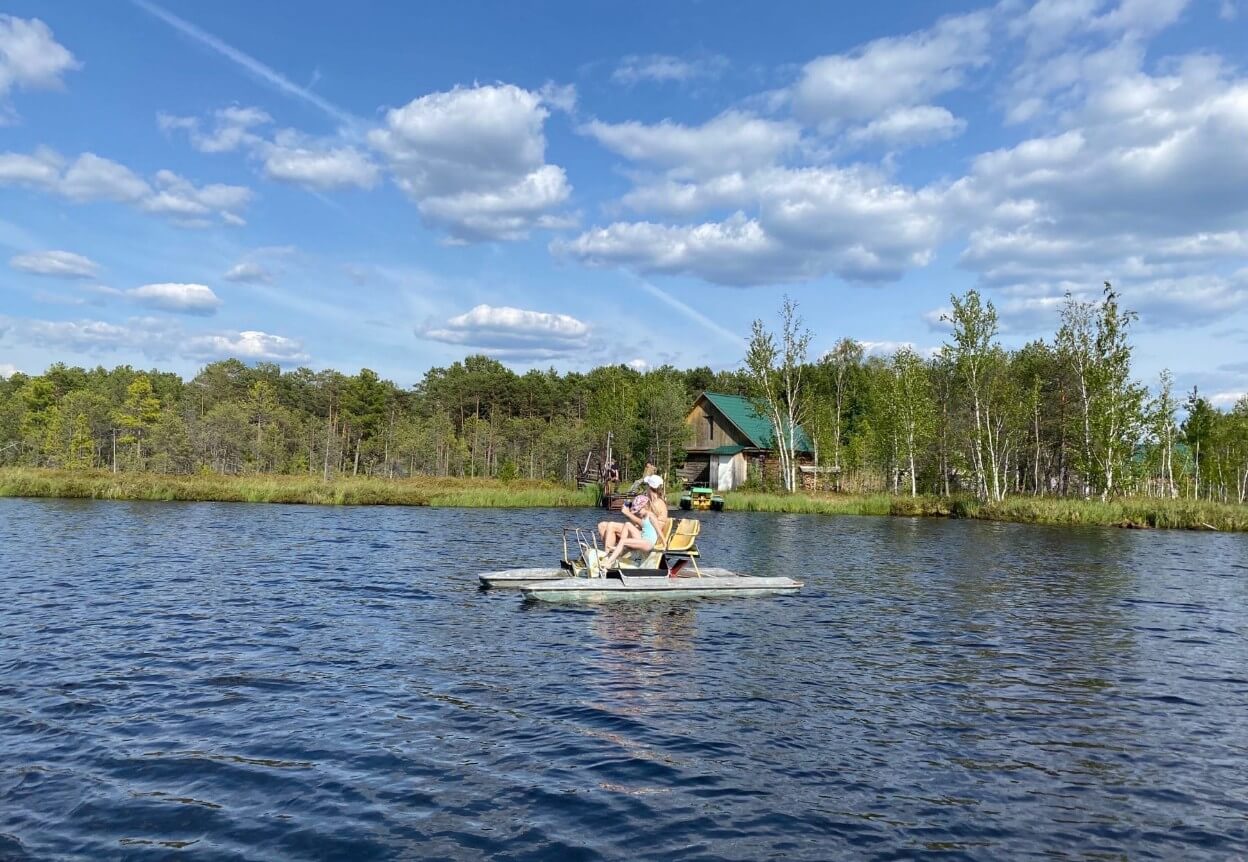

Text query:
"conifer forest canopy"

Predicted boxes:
[[3, 289, 1247, 504]]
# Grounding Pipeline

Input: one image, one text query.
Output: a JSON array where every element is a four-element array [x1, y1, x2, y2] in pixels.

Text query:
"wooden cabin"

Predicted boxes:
[[680, 391, 814, 491]]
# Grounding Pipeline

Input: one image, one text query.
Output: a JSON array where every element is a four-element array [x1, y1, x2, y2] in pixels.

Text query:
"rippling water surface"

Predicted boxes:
[[2, 498, 1247, 860]]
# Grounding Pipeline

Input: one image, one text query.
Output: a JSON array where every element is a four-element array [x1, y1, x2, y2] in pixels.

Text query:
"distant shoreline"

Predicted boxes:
[[0, 468, 598, 509], [725, 490, 1247, 532], [1, 468, 1244, 531]]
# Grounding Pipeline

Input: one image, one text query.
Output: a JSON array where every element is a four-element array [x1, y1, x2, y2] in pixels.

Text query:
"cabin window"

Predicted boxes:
[[707, 416, 714, 441]]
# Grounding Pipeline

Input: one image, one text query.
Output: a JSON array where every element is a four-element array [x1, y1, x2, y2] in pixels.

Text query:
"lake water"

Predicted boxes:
[[1, 498, 1246, 860]]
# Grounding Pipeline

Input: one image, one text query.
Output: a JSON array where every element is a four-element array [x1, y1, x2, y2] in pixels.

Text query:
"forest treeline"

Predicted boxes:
[[0, 355, 734, 484], [744, 284, 1247, 503], [2, 285, 1247, 503]]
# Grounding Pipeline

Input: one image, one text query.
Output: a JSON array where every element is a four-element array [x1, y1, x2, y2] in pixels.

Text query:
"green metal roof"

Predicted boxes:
[[707, 444, 746, 456], [701, 391, 813, 453]]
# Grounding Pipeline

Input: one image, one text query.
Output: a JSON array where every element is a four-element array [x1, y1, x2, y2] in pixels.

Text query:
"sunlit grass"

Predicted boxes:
[[0, 468, 599, 509], [724, 490, 1248, 531], [3, 467, 1243, 529]]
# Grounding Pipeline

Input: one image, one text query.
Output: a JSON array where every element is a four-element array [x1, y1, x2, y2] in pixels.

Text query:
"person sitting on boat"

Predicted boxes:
[[623, 463, 658, 495], [601, 475, 669, 569], [597, 483, 650, 552], [596, 462, 658, 551]]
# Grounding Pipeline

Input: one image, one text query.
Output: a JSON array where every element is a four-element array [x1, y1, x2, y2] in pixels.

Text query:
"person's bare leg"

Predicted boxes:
[[602, 529, 652, 568], [599, 521, 625, 550], [602, 523, 639, 562]]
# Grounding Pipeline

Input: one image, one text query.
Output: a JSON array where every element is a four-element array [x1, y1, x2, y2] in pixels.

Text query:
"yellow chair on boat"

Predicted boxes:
[[659, 517, 702, 576], [620, 518, 704, 576]]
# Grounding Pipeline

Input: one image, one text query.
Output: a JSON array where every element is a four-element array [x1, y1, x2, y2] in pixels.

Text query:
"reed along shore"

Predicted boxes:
[[0, 468, 600, 508], [725, 491, 1248, 532], [2, 468, 1245, 530]]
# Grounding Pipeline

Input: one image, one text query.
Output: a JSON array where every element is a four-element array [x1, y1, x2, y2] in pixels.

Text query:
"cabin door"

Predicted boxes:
[[716, 456, 735, 490]]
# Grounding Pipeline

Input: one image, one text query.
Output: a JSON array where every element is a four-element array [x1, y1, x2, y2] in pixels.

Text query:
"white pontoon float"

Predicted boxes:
[[478, 520, 802, 600]]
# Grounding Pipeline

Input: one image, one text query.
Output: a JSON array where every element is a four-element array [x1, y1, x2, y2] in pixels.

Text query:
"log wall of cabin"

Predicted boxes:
[[686, 401, 747, 450]]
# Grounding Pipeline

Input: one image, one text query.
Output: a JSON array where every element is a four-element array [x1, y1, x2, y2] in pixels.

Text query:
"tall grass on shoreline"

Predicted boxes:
[[0, 468, 600, 508], [3, 468, 1245, 530], [725, 491, 1248, 531]]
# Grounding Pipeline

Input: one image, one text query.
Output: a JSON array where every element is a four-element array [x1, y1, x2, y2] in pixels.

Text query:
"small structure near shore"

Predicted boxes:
[[680, 392, 814, 491]]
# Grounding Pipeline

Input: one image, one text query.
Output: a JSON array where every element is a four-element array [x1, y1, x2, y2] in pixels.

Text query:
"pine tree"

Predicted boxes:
[[67, 412, 95, 469], [113, 375, 162, 470]]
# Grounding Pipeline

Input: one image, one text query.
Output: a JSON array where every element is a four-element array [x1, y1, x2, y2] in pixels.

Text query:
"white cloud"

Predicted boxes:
[[368, 84, 572, 241], [0, 148, 250, 226], [844, 105, 966, 148], [261, 138, 379, 189], [583, 111, 801, 177], [1128, 275, 1248, 326], [183, 330, 307, 362], [556, 215, 799, 286], [1210, 390, 1246, 407], [2, 314, 307, 363], [165, 85, 568, 236], [855, 340, 941, 358], [538, 81, 578, 113], [414, 165, 576, 242], [222, 245, 295, 285], [8, 316, 153, 354], [0, 15, 79, 122], [611, 54, 728, 86], [1221, 0, 1238, 20], [1009, 0, 1104, 55], [561, 2, 1248, 311], [420, 303, 591, 359], [1001, 0, 1196, 125], [158, 105, 271, 153], [954, 52, 1248, 315], [791, 11, 990, 128], [127, 283, 222, 316], [161, 107, 378, 191], [59, 153, 150, 202], [560, 164, 943, 285], [0, 363, 19, 378], [10, 250, 99, 278], [0, 147, 61, 186], [141, 169, 253, 225], [924, 273, 1248, 336], [224, 261, 272, 284], [618, 172, 757, 218], [1091, 0, 1191, 37]]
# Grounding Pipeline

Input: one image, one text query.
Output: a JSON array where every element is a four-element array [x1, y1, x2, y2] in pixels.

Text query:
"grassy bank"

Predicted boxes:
[[0, 468, 600, 508], [3, 468, 1244, 530], [725, 491, 1248, 532]]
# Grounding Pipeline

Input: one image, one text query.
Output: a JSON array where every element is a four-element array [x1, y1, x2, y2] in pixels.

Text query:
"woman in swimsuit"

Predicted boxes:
[[598, 492, 648, 552], [597, 462, 657, 552], [601, 475, 669, 569]]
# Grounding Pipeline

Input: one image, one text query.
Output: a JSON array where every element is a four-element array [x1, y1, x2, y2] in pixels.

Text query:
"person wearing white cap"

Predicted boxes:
[[597, 462, 658, 552], [601, 474, 669, 569], [598, 486, 649, 553]]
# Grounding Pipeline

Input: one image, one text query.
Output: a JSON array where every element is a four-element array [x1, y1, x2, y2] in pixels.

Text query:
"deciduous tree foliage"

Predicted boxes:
[[745, 289, 1248, 501], [0, 359, 714, 484], [2, 285, 1246, 501]]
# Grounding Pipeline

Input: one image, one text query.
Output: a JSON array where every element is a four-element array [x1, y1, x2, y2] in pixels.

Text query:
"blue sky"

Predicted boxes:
[[1, 0, 1246, 404]]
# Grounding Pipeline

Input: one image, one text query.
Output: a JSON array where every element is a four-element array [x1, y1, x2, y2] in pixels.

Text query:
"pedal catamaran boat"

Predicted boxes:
[[478, 520, 802, 600]]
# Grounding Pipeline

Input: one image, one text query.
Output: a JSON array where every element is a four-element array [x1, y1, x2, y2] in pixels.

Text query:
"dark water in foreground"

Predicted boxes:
[[2, 500, 1247, 860]]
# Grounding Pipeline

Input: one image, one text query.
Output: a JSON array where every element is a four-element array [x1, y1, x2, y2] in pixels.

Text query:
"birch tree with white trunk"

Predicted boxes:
[[890, 347, 936, 497], [745, 297, 811, 493], [942, 290, 1004, 501]]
